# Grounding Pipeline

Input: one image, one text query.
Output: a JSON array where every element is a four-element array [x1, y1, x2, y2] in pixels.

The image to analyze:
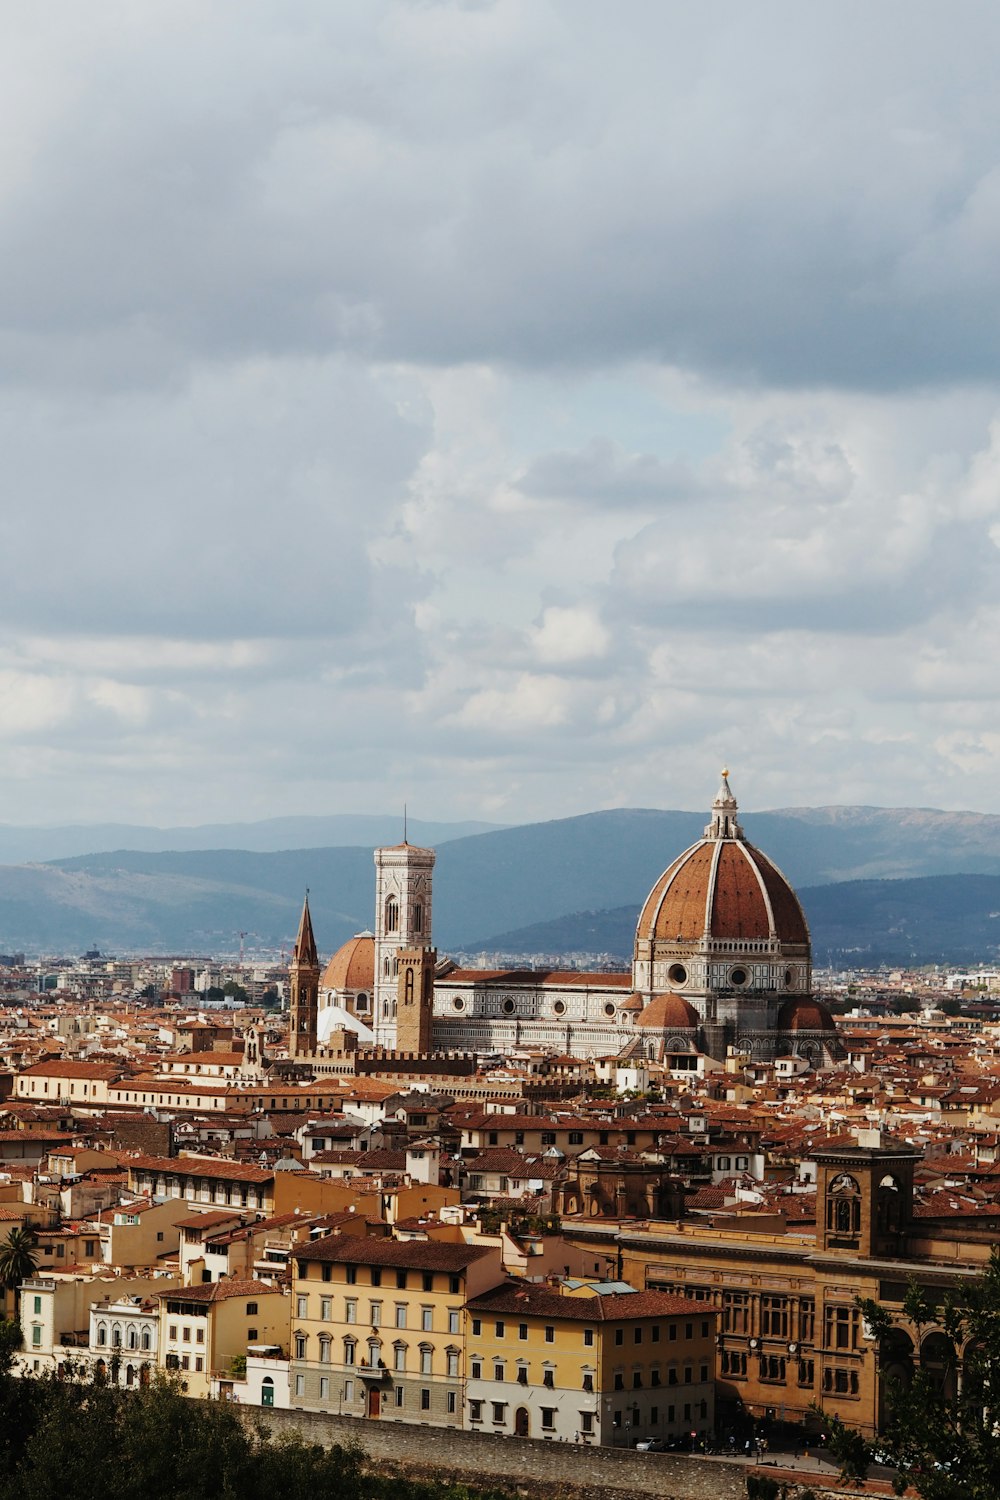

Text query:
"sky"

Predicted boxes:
[[2, 0, 1000, 828]]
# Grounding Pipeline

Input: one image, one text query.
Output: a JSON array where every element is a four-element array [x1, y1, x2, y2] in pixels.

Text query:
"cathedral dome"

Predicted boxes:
[[321, 932, 375, 992], [777, 996, 835, 1032], [636, 993, 700, 1029], [635, 774, 808, 948]]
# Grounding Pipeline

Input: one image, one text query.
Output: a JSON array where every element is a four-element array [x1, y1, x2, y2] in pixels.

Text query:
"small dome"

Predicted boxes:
[[777, 997, 835, 1032], [321, 932, 375, 992], [620, 992, 645, 1013], [637, 993, 700, 1030]]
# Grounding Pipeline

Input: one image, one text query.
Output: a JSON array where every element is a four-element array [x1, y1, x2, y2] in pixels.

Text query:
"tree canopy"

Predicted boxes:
[[824, 1252, 1000, 1500], [0, 1341, 514, 1500]]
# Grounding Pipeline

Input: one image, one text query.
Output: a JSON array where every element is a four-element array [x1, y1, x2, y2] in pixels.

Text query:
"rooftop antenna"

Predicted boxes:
[[403, 802, 408, 844]]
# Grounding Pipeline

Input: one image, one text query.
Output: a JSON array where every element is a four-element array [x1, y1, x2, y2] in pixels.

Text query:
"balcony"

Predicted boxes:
[[357, 1360, 389, 1383]]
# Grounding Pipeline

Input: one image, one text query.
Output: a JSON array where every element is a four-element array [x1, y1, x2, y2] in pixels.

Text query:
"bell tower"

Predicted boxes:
[[396, 945, 437, 1053], [812, 1137, 919, 1258], [288, 893, 320, 1059], [373, 840, 436, 1048]]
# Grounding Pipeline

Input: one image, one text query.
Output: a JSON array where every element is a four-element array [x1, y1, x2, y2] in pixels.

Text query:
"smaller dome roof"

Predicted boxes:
[[637, 993, 700, 1030], [321, 933, 375, 992], [620, 992, 644, 1013], [777, 996, 836, 1032]]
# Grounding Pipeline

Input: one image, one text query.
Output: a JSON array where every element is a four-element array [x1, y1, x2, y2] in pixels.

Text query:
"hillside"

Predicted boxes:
[[0, 803, 997, 956]]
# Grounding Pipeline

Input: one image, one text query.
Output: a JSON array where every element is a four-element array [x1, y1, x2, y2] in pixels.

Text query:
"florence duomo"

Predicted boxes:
[[294, 773, 842, 1071]]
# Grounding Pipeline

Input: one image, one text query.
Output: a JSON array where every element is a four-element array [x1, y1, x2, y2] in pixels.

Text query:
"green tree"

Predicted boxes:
[[0, 1229, 39, 1318], [824, 1252, 1000, 1499]]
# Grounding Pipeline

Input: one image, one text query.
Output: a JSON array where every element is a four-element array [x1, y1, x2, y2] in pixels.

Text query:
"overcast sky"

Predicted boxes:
[[2, 0, 1000, 828]]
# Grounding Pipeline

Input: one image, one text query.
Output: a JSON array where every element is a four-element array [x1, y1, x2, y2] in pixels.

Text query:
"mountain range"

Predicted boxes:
[[0, 803, 998, 963]]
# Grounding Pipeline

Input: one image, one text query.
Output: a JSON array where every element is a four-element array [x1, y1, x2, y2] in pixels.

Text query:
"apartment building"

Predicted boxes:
[[464, 1279, 716, 1447], [289, 1236, 504, 1423], [155, 1278, 288, 1398]]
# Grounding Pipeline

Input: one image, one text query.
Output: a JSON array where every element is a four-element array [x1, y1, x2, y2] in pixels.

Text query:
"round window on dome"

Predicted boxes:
[[452, 996, 465, 1012], [501, 998, 516, 1015], [730, 967, 748, 987], [784, 968, 794, 988], [667, 963, 688, 987], [553, 1000, 566, 1016], [604, 1002, 616, 1018]]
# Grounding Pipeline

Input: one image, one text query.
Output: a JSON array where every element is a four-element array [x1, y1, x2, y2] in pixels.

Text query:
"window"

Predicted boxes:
[[370, 1269, 382, 1287], [582, 1372, 594, 1392], [543, 1368, 555, 1389], [471, 1360, 482, 1379], [395, 1387, 404, 1408], [633, 1327, 643, 1344], [168, 1325, 177, 1340], [583, 1329, 594, 1347], [494, 1362, 505, 1382], [613, 1373, 624, 1391], [195, 1357, 203, 1372], [246, 1302, 258, 1316], [541, 1408, 555, 1431], [449, 1276, 460, 1295], [196, 1328, 205, 1345], [761, 1296, 789, 1339], [394, 1344, 406, 1372], [321, 1298, 332, 1321], [31, 1327, 41, 1347], [141, 1331, 150, 1352], [396, 1270, 407, 1290], [495, 1321, 505, 1338], [447, 1390, 457, 1414], [580, 1412, 594, 1434], [823, 1365, 860, 1397], [345, 1266, 357, 1285], [759, 1354, 786, 1384], [344, 1340, 356, 1365], [420, 1389, 431, 1411], [517, 1365, 528, 1386], [319, 1337, 331, 1364], [471, 1318, 482, 1337], [449, 1311, 460, 1335], [420, 1347, 433, 1375], [319, 1376, 329, 1400], [824, 1304, 860, 1351], [632, 1371, 643, 1389], [294, 1334, 307, 1360], [799, 1298, 816, 1342], [422, 1308, 433, 1332], [97, 1325, 107, 1347], [518, 1323, 528, 1341], [344, 1379, 354, 1402], [651, 1367, 661, 1387], [370, 1302, 382, 1327], [33, 1296, 41, 1315], [492, 1403, 506, 1424], [248, 1328, 258, 1341], [615, 1329, 624, 1346], [296, 1296, 308, 1318], [294, 1374, 305, 1397], [345, 1300, 357, 1324], [423, 1273, 434, 1292], [797, 1358, 815, 1388], [668, 1324, 677, 1341], [470, 1400, 483, 1423], [446, 1350, 459, 1377], [545, 1326, 554, 1344], [395, 1305, 407, 1329], [652, 1325, 660, 1343]]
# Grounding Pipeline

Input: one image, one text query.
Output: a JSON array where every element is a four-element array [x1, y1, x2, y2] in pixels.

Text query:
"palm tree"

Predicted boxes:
[[0, 1226, 39, 1318]]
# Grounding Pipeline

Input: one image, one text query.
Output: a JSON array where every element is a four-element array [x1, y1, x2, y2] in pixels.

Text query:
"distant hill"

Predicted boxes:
[[0, 815, 503, 865], [0, 804, 998, 957], [466, 874, 1000, 968]]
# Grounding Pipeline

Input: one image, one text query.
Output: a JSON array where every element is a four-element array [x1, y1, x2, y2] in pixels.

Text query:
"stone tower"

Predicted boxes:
[[396, 945, 437, 1053], [288, 893, 320, 1059], [372, 841, 435, 1048]]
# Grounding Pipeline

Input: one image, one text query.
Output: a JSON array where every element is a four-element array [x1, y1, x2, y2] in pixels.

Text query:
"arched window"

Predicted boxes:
[[827, 1173, 861, 1237], [294, 1332, 307, 1360], [111, 1325, 122, 1349], [344, 1338, 356, 1366], [319, 1336, 331, 1365], [404, 969, 414, 1006], [97, 1324, 107, 1347], [413, 905, 423, 934], [141, 1329, 151, 1352], [877, 1174, 902, 1235], [394, 1342, 407, 1372], [127, 1328, 137, 1350], [419, 1344, 433, 1375], [385, 897, 399, 934]]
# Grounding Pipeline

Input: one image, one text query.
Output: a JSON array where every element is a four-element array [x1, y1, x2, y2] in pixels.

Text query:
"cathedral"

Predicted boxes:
[[289, 774, 842, 1068]]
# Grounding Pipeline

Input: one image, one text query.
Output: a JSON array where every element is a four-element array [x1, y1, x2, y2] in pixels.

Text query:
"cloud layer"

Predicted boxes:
[[1, 1, 1000, 827]]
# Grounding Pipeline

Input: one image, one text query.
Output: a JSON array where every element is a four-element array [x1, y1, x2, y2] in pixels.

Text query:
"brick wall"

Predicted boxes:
[[247, 1406, 751, 1499]]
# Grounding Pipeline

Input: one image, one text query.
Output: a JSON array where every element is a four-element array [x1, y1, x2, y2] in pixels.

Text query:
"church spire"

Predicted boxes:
[[705, 767, 744, 840], [292, 891, 319, 968]]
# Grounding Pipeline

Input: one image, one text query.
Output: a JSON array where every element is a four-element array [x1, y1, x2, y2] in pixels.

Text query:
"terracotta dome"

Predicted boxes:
[[637, 993, 700, 1030], [321, 932, 375, 992], [636, 776, 808, 948], [777, 996, 835, 1032], [620, 991, 645, 1013]]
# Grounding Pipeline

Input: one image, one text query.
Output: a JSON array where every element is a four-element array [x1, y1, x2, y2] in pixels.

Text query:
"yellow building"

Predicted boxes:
[[155, 1277, 288, 1398], [464, 1279, 715, 1447], [290, 1236, 504, 1423]]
